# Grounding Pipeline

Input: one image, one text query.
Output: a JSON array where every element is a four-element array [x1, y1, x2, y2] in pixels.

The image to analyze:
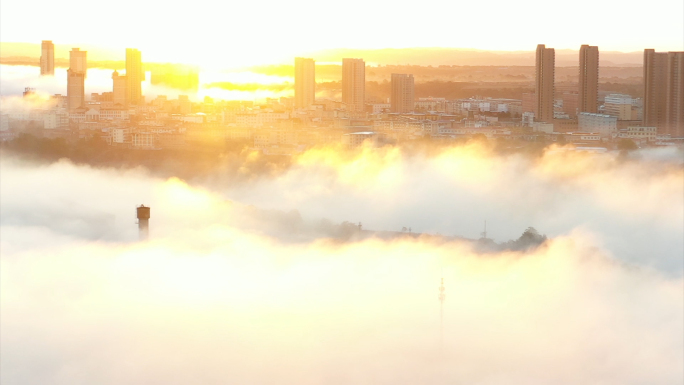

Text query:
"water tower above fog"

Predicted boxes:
[[137, 204, 150, 240]]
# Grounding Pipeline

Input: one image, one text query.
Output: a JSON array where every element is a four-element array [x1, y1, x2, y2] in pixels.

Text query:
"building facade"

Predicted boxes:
[[126, 48, 144, 105], [578, 112, 617, 137], [665, 52, 684, 137], [342, 58, 365, 112], [604, 94, 636, 120], [112, 71, 128, 107], [535, 44, 555, 122], [561, 92, 579, 117], [578, 45, 599, 114], [70, 48, 87, 76], [67, 69, 85, 111], [644, 50, 684, 137], [40, 40, 54, 76], [294, 57, 315, 109], [390, 74, 415, 113]]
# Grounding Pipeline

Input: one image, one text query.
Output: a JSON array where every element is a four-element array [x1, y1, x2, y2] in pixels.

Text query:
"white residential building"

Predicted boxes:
[[578, 112, 617, 137]]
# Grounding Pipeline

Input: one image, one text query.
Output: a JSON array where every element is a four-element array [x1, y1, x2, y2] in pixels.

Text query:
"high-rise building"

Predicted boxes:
[[535, 44, 555, 122], [112, 70, 128, 107], [67, 69, 85, 111], [67, 47, 87, 111], [342, 58, 365, 111], [294, 57, 316, 109], [69, 48, 87, 77], [126, 48, 144, 105], [390, 74, 415, 113], [644, 50, 684, 137], [578, 45, 599, 114], [664, 52, 684, 136], [643, 50, 668, 130], [40, 40, 54, 76]]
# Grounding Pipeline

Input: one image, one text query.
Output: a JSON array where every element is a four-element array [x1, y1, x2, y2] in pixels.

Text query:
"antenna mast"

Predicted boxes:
[[439, 277, 446, 354]]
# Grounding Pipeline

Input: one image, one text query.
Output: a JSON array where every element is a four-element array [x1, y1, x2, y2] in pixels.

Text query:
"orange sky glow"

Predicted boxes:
[[1, 0, 682, 67]]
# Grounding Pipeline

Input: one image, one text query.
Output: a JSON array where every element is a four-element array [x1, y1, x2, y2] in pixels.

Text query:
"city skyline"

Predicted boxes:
[[6, 42, 682, 138]]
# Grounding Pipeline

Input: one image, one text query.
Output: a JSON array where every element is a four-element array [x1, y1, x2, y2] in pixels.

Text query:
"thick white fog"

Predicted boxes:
[[1, 144, 683, 384]]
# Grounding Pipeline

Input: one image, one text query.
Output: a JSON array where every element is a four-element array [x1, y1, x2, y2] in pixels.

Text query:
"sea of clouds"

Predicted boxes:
[[1, 143, 682, 384]]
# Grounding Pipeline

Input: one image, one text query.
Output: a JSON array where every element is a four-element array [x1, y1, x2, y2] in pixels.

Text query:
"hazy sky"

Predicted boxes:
[[1, 0, 682, 66]]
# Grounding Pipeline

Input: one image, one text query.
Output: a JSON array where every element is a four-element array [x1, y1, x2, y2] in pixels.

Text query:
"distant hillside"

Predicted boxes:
[[305, 48, 644, 67], [2, 42, 644, 67]]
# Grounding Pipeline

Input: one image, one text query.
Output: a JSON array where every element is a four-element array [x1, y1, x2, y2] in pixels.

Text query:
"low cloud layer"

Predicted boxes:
[[1, 143, 682, 384]]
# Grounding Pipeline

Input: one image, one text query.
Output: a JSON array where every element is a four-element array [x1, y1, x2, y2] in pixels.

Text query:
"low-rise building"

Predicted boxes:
[[618, 126, 657, 142], [578, 112, 617, 137], [342, 131, 378, 148], [132, 131, 157, 149]]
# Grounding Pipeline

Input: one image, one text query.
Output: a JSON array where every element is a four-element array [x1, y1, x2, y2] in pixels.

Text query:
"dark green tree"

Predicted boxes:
[[617, 138, 638, 151]]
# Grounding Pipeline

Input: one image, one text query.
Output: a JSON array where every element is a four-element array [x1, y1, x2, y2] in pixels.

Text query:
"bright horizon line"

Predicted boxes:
[[1, 42, 660, 69], [2, 41, 662, 54]]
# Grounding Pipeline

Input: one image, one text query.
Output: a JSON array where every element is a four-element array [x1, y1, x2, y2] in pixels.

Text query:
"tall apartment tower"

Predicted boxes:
[[644, 50, 684, 137], [578, 45, 599, 114], [40, 40, 54, 76], [535, 44, 555, 122], [665, 52, 684, 137], [342, 58, 365, 111], [69, 48, 87, 77], [112, 70, 128, 107], [67, 69, 85, 110], [126, 48, 144, 105], [294, 57, 316, 109], [390, 74, 415, 113]]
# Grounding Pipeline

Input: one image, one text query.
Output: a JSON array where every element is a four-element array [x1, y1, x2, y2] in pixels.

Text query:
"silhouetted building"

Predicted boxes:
[[644, 50, 684, 137], [295, 57, 315, 109], [70, 48, 87, 77], [126, 48, 144, 105], [535, 44, 555, 122], [40, 40, 54, 76], [112, 70, 128, 107], [578, 45, 599, 114], [67, 69, 85, 111], [390, 74, 415, 113], [342, 58, 365, 111], [136, 205, 150, 240]]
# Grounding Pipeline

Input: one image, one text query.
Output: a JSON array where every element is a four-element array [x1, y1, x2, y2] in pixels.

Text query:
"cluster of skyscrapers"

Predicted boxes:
[[40, 41, 144, 111], [294, 57, 416, 114], [37, 41, 683, 138], [534, 44, 601, 122], [534, 43, 683, 137]]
